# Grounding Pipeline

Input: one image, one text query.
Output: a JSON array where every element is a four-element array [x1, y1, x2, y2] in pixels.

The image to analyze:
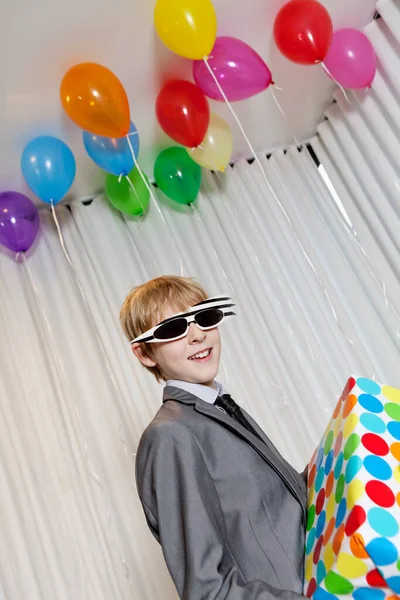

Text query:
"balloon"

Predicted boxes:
[[193, 37, 273, 102], [189, 114, 233, 171], [273, 0, 333, 65], [60, 63, 130, 137], [105, 167, 150, 216], [156, 80, 210, 148], [21, 136, 76, 205], [323, 29, 377, 89], [83, 121, 139, 176], [0, 191, 39, 253], [154, 147, 202, 205], [154, 0, 217, 60]]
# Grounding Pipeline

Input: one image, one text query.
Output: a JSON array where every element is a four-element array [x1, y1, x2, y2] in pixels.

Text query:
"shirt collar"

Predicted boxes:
[[165, 380, 226, 404]]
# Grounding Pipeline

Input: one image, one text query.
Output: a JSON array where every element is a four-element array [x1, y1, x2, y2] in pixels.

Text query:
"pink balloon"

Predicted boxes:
[[323, 29, 377, 89], [193, 36, 273, 102]]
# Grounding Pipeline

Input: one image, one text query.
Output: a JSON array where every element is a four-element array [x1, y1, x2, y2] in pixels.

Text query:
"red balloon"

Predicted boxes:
[[273, 0, 333, 65], [156, 80, 210, 148]]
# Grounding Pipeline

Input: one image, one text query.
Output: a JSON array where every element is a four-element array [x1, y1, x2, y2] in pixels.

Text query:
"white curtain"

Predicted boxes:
[[311, 0, 400, 312], [2, 4, 400, 594], [2, 149, 400, 599]]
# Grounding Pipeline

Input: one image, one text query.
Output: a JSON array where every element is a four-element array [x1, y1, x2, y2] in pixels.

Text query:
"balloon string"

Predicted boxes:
[[19, 250, 114, 476], [202, 57, 260, 160], [321, 62, 352, 105], [202, 55, 355, 348], [125, 135, 158, 206], [125, 175, 139, 199], [21, 252, 54, 337], [51, 201, 76, 270], [50, 201, 96, 309], [50, 201, 123, 398], [50, 200, 98, 318], [126, 174, 145, 216], [22, 252, 38, 290], [202, 56, 285, 203], [125, 134, 187, 276], [270, 87, 301, 148]]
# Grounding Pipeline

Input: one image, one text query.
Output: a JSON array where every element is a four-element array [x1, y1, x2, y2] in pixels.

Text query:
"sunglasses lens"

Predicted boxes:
[[154, 318, 188, 341], [195, 308, 224, 329]]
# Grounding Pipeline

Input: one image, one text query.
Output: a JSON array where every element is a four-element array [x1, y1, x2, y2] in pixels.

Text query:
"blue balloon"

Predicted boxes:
[[83, 121, 140, 176], [21, 136, 76, 205]]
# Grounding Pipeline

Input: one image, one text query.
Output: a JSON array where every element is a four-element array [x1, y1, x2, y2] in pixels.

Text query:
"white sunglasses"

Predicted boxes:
[[131, 296, 236, 344]]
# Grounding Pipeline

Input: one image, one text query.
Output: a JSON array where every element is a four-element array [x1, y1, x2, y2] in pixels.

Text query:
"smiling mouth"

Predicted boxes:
[[188, 348, 212, 362]]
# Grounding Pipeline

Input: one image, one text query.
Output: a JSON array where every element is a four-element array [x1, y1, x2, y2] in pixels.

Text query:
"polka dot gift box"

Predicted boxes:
[[304, 376, 400, 600]]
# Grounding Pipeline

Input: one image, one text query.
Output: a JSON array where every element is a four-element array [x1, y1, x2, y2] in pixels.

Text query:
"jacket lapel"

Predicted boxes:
[[163, 386, 306, 520]]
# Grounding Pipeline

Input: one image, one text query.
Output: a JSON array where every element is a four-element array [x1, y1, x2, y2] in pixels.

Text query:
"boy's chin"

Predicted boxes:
[[188, 367, 219, 386]]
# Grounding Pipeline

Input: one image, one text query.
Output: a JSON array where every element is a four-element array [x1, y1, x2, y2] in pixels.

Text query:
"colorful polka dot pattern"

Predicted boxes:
[[304, 377, 400, 600]]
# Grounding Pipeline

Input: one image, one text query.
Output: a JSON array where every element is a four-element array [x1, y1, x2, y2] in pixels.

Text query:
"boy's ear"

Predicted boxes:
[[131, 343, 157, 368]]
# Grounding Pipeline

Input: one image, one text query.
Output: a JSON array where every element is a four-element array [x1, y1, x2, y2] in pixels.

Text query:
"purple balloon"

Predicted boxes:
[[323, 29, 377, 89], [0, 192, 39, 253], [193, 36, 273, 102]]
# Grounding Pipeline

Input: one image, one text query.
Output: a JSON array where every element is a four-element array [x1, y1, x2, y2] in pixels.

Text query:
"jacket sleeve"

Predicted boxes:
[[301, 465, 308, 485], [136, 420, 305, 600]]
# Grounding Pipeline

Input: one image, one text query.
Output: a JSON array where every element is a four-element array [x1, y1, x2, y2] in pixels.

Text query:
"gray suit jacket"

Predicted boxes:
[[136, 386, 307, 599]]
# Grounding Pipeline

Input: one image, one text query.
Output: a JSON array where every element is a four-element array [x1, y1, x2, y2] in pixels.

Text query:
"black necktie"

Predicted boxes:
[[214, 394, 264, 443]]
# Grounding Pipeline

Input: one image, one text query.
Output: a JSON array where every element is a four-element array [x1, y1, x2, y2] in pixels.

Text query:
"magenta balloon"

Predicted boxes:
[[323, 29, 377, 89], [0, 191, 39, 253], [193, 36, 273, 102]]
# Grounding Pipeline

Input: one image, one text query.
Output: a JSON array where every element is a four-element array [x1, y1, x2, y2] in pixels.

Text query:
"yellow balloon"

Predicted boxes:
[[189, 114, 233, 172], [154, 0, 217, 60]]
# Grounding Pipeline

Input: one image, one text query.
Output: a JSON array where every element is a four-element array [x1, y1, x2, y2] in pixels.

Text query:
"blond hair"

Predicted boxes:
[[120, 275, 208, 381]]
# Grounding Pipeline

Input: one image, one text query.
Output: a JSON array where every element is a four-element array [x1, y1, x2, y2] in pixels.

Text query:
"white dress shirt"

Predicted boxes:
[[165, 379, 226, 404]]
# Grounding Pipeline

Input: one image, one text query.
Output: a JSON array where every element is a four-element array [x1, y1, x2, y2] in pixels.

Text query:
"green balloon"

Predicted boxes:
[[105, 167, 150, 216], [154, 147, 201, 205]]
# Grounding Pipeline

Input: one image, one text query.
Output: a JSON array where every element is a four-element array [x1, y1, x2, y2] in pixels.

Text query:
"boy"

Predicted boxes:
[[120, 275, 307, 599]]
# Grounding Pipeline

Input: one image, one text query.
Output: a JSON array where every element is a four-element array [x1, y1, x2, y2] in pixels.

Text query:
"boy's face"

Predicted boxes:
[[133, 304, 221, 387]]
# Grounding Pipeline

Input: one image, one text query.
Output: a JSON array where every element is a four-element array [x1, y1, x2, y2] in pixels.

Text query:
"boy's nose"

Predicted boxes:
[[188, 323, 206, 343]]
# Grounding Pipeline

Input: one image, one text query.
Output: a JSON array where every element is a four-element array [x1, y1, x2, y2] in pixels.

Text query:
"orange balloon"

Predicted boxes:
[[60, 63, 130, 137]]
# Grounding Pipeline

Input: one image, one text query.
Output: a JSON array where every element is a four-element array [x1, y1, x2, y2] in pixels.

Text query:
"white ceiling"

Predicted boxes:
[[3, 0, 376, 203]]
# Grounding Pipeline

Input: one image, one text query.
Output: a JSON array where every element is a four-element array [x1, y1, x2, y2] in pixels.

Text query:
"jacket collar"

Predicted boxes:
[[163, 385, 201, 405], [163, 386, 307, 519]]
